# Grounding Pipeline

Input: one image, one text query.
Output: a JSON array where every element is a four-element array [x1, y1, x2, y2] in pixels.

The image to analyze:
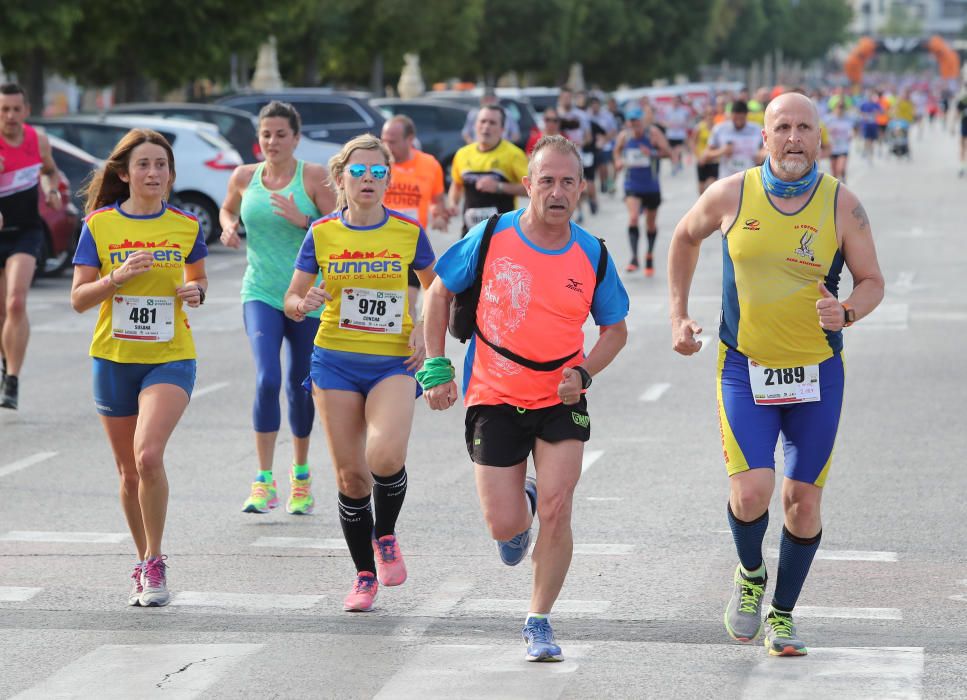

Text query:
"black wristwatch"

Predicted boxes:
[[574, 365, 592, 390], [196, 285, 206, 305], [842, 302, 855, 327]]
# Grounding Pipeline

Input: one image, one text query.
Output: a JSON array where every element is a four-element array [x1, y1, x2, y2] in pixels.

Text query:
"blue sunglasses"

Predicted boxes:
[[347, 164, 389, 179]]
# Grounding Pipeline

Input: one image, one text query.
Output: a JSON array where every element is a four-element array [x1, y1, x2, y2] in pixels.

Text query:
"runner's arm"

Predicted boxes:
[[580, 320, 628, 377], [422, 277, 453, 359], [284, 269, 329, 321], [305, 162, 336, 218], [834, 188, 885, 324], [36, 129, 62, 207], [218, 166, 252, 248]]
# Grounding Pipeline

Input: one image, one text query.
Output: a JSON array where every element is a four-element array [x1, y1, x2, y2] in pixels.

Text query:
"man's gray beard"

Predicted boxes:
[[775, 156, 811, 179]]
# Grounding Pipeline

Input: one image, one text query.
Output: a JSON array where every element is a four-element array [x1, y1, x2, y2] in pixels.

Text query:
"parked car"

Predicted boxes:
[[421, 90, 540, 153], [369, 97, 470, 175], [216, 90, 384, 145], [107, 102, 341, 167], [29, 115, 242, 242], [35, 145, 80, 278], [48, 134, 101, 216]]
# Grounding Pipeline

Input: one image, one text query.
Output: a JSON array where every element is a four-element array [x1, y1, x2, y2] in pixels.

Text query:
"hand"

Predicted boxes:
[[638, 144, 652, 156], [270, 193, 306, 227], [116, 250, 155, 283], [404, 322, 426, 370], [300, 280, 332, 314], [220, 220, 241, 249], [723, 143, 734, 156], [816, 281, 845, 331], [557, 367, 583, 405], [425, 381, 458, 411], [672, 316, 703, 355], [45, 187, 62, 210], [474, 176, 500, 194], [176, 283, 204, 308]]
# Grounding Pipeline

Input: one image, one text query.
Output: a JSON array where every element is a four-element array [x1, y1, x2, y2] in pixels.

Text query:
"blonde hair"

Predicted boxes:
[[328, 134, 392, 209], [82, 129, 175, 214]]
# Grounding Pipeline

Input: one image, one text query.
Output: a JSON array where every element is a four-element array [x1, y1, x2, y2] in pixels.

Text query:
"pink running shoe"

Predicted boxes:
[[372, 534, 408, 586], [127, 562, 143, 607], [343, 571, 378, 612], [139, 555, 170, 607]]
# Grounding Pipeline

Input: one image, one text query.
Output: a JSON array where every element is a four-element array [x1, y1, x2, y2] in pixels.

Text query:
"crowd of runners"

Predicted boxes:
[[5, 70, 965, 661]]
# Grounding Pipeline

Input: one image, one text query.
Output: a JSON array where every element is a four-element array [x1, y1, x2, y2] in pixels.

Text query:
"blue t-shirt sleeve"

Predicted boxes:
[[185, 224, 208, 263], [413, 226, 435, 270], [294, 231, 319, 273], [574, 231, 629, 326], [433, 219, 488, 294], [72, 223, 100, 267]]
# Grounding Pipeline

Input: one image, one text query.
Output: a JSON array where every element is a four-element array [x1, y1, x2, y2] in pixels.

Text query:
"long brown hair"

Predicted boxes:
[[82, 128, 176, 214]]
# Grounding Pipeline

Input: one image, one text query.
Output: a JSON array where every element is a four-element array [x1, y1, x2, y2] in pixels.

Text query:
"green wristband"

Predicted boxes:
[[415, 356, 455, 390]]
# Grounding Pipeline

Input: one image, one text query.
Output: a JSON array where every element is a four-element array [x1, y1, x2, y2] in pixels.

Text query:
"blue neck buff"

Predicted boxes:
[[761, 158, 818, 198]]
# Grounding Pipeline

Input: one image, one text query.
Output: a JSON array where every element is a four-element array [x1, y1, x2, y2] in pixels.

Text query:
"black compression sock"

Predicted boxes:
[[628, 226, 640, 260], [646, 229, 658, 255], [372, 466, 407, 539], [338, 492, 376, 573]]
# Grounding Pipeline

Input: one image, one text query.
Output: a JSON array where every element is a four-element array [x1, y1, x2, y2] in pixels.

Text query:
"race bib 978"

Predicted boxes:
[[339, 287, 404, 334]]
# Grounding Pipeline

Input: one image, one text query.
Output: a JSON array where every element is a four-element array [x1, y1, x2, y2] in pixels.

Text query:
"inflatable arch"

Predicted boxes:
[[844, 35, 960, 84]]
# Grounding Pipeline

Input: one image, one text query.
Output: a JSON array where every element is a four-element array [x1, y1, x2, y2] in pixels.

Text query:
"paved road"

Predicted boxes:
[[2, 126, 966, 699]]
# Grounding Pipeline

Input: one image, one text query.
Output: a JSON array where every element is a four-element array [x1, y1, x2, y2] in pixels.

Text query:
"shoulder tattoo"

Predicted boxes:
[[851, 202, 869, 231]]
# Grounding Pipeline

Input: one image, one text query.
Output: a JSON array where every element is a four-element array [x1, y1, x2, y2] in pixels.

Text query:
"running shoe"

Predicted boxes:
[[343, 571, 378, 612], [372, 534, 407, 586], [764, 609, 807, 656], [522, 616, 563, 662], [625, 260, 639, 273], [139, 556, 170, 607], [644, 254, 655, 278], [127, 562, 143, 607], [496, 477, 537, 566], [242, 479, 279, 513], [1, 375, 18, 410], [286, 474, 314, 515], [724, 564, 767, 642]]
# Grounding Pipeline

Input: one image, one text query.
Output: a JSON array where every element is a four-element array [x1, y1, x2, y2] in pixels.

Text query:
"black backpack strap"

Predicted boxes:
[[593, 237, 608, 300], [457, 213, 501, 344]]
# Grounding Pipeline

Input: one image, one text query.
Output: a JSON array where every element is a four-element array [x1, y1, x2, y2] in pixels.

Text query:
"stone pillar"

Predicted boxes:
[[397, 53, 424, 98], [251, 36, 283, 91]]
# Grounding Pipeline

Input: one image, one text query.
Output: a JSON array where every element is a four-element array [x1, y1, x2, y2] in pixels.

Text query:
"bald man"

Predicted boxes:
[[667, 92, 884, 656]]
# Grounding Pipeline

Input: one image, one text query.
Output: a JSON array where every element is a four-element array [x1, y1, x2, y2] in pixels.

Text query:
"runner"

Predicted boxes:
[[219, 101, 335, 516], [663, 95, 692, 174], [448, 105, 528, 237], [557, 88, 595, 220], [420, 134, 629, 662], [284, 134, 435, 612], [381, 114, 448, 232], [691, 103, 719, 195], [461, 92, 521, 145], [613, 105, 670, 276], [70, 128, 209, 607], [668, 92, 884, 656], [858, 91, 883, 161], [0, 83, 65, 410], [825, 100, 855, 183], [704, 100, 765, 180]]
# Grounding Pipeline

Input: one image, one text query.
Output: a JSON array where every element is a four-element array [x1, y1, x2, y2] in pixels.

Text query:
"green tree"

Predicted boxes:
[[779, 0, 853, 63]]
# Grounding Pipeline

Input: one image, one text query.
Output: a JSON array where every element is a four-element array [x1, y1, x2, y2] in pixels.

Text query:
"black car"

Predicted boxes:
[[216, 90, 384, 144], [369, 98, 470, 174], [422, 92, 540, 153], [109, 102, 263, 163]]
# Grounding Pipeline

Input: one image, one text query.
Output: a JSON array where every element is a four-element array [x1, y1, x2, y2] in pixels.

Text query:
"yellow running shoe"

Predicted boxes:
[[242, 480, 279, 513], [287, 475, 314, 515]]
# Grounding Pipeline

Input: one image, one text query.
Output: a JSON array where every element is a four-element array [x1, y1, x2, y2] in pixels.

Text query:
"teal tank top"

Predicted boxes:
[[240, 160, 322, 315]]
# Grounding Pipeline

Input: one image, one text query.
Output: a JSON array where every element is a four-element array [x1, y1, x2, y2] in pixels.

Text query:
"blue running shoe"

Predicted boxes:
[[496, 477, 537, 566], [522, 617, 563, 662]]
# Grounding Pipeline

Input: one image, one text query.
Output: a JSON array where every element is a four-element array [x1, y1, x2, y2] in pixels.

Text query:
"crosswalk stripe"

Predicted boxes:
[[11, 643, 263, 700], [765, 548, 897, 562], [170, 592, 324, 610], [638, 383, 671, 402], [251, 536, 346, 550], [581, 450, 604, 474], [0, 586, 42, 602], [741, 646, 923, 699], [795, 606, 902, 620], [461, 599, 610, 614], [0, 452, 58, 478], [0, 531, 128, 544], [192, 381, 231, 399]]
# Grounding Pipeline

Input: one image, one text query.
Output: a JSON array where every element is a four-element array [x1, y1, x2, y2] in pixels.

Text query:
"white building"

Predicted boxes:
[[849, 0, 967, 38]]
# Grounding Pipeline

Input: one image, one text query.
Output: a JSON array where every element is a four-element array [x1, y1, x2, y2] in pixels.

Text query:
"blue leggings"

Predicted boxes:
[[243, 300, 318, 437]]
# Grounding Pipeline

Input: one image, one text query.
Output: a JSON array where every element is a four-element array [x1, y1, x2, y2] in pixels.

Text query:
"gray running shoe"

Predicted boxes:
[[764, 609, 807, 656], [139, 556, 170, 607], [127, 562, 143, 606], [724, 564, 766, 642], [1, 375, 18, 410]]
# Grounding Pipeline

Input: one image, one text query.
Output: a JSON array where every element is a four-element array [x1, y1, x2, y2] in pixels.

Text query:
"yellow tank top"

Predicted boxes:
[[694, 120, 712, 155], [720, 167, 843, 367]]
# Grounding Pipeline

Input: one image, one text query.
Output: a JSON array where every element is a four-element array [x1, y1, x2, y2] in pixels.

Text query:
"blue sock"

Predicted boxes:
[[772, 526, 822, 612], [727, 503, 769, 575]]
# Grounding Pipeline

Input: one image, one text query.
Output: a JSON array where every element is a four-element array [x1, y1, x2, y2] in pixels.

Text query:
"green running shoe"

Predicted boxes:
[[764, 609, 808, 656], [242, 480, 279, 513], [286, 475, 314, 515], [724, 564, 767, 642]]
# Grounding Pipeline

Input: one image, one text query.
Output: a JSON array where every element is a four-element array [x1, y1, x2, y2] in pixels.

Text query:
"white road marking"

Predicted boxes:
[[586, 496, 623, 502], [461, 599, 611, 614], [0, 451, 58, 478], [11, 643, 262, 700], [0, 586, 42, 602], [857, 303, 908, 330], [794, 606, 902, 620], [742, 646, 923, 699], [191, 381, 230, 399], [251, 536, 346, 550], [395, 578, 473, 639], [374, 643, 588, 700], [0, 531, 128, 544], [892, 271, 923, 294], [638, 383, 671, 402], [920, 310, 967, 322], [170, 591, 324, 610], [766, 548, 897, 562], [581, 450, 604, 474]]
